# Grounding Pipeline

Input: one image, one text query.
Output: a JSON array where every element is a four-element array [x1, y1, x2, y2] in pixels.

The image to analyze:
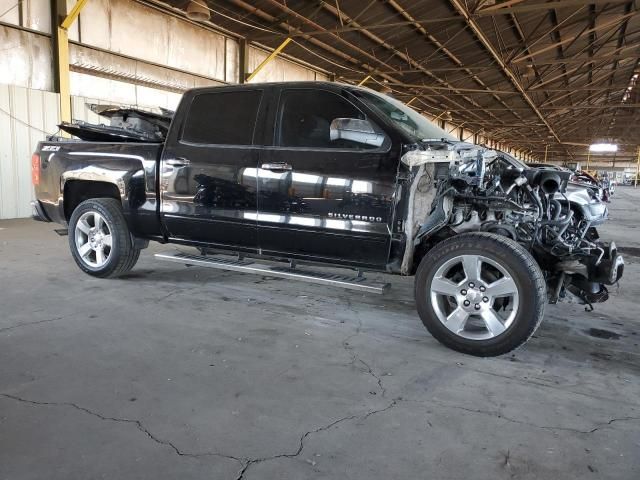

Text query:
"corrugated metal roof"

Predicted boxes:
[[164, 0, 639, 164]]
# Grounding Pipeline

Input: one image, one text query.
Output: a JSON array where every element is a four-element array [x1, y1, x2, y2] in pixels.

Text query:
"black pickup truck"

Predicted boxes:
[[32, 82, 623, 356]]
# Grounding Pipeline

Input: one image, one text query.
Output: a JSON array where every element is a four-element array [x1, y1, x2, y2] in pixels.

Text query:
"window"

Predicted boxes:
[[355, 89, 456, 142], [278, 89, 382, 149], [182, 90, 263, 145]]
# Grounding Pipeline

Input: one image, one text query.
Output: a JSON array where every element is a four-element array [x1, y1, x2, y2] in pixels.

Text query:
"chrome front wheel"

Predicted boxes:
[[430, 254, 519, 341], [415, 233, 546, 357]]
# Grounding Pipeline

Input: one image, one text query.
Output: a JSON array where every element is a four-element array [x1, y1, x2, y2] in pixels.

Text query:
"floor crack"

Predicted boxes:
[[0, 393, 244, 465], [235, 399, 398, 480], [398, 397, 640, 434], [341, 298, 386, 397], [0, 317, 66, 333]]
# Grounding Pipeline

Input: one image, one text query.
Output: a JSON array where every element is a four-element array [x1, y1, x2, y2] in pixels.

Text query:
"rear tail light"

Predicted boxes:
[[31, 153, 40, 185]]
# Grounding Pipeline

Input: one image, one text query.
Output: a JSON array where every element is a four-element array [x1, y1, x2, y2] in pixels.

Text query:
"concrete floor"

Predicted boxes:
[[1, 190, 639, 480]]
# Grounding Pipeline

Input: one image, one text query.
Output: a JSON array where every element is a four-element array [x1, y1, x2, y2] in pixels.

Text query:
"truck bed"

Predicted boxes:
[[33, 140, 164, 239]]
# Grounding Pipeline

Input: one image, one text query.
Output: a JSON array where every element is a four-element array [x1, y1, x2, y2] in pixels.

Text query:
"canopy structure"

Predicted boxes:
[[164, 0, 639, 165]]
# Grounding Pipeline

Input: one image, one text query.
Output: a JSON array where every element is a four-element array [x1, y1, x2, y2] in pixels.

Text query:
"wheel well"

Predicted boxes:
[[411, 231, 450, 274], [64, 181, 121, 220]]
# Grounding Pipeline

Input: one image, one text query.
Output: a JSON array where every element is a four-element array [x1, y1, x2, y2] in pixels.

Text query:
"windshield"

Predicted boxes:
[[499, 152, 528, 170], [355, 89, 457, 142]]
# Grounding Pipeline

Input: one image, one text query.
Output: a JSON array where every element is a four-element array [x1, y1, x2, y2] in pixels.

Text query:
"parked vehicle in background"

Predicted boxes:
[[578, 170, 612, 201], [31, 82, 624, 356]]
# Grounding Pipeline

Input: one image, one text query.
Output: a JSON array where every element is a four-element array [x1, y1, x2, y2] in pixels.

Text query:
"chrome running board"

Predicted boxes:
[[155, 251, 390, 294]]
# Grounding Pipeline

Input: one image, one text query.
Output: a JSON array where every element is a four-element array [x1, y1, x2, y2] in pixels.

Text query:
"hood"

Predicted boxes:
[[58, 104, 174, 142]]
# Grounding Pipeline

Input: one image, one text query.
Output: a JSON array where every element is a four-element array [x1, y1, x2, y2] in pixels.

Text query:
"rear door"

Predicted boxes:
[[161, 88, 265, 250], [256, 87, 398, 268]]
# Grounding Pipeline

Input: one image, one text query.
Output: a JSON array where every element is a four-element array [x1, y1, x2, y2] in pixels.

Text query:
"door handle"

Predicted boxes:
[[261, 162, 292, 171], [165, 158, 190, 167]]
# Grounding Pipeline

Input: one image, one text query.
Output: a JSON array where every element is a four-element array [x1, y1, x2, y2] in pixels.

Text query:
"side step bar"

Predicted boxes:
[[155, 251, 390, 294]]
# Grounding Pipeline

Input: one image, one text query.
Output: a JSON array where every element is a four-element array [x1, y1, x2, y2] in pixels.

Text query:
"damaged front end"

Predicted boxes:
[[400, 140, 623, 308]]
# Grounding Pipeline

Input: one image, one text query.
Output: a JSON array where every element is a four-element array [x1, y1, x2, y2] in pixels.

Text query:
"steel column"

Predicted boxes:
[[634, 145, 640, 188], [55, 0, 89, 123], [246, 37, 292, 83]]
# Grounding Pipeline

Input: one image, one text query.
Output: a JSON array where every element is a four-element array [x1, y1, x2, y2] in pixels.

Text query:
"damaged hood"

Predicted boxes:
[[58, 104, 174, 142]]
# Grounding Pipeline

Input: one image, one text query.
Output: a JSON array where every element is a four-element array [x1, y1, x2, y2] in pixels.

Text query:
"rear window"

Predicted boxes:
[[181, 90, 263, 145]]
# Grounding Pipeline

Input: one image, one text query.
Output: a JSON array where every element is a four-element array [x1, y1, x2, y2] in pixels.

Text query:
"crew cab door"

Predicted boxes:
[[160, 88, 265, 250], [256, 87, 397, 268]]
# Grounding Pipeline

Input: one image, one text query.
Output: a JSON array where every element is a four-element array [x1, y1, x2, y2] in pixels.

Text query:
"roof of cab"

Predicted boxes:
[[186, 81, 365, 95]]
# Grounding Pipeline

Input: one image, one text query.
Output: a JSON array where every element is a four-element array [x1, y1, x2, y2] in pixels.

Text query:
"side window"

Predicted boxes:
[[181, 90, 263, 145], [277, 89, 385, 150]]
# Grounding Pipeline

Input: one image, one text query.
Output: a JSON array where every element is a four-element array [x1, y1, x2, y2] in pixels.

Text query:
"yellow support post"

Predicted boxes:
[[56, 27, 71, 124], [543, 144, 548, 163], [635, 146, 640, 188], [357, 75, 371, 86], [61, 0, 88, 29], [56, 0, 89, 124], [246, 37, 292, 83]]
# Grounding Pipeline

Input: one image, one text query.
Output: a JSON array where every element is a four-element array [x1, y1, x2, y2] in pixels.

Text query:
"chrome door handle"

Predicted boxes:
[[165, 158, 190, 167], [261, 162, 292, 171]]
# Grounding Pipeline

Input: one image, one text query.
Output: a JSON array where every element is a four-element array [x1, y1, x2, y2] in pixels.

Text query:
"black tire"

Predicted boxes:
[[68, 198, 140, 278], [414, 232, 546, 357]]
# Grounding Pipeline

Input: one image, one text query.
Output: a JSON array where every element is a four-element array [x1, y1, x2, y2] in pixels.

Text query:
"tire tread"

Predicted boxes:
[[68, 198, 140, 278], [414, 232, 546, 356]]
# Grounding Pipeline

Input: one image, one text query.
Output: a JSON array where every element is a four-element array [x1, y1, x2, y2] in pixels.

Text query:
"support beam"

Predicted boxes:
[[246, 37, 291, 83], [56, 27, 71, 123], [357, 75, 371, 86], [636, 146, 640, 188], [251, 16, 462, 40], [238, 38, 249, 83], [448, 0, 570, 158], [511, 12, 636, 64], [476, 0, 631, 16], [61, 0, 87, 29], [54, 0, 89, 124]]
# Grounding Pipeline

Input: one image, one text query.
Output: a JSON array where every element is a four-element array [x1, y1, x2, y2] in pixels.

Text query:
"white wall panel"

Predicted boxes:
[[0, 0, 52, 33], [0, 84, 59, 219], [70, 72, 183, 111], [22, 0, 52, 34], [0, 26, 53, 90], [225, 39, 239, 84], [80, 0, 229, 83], [69, 44, 222, 93], [78, 0, 112, 49], [0, 0, 20, 24]]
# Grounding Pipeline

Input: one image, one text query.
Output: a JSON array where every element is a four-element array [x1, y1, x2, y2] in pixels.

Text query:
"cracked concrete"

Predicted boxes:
[[0, 393, 244, 465], [235, 400, 398, 480], [1, 188, 640, 479]]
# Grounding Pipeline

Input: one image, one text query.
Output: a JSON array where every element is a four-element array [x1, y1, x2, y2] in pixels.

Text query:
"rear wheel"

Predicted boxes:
[[68, 198, 140, 278], [415, 232, 546, 356]]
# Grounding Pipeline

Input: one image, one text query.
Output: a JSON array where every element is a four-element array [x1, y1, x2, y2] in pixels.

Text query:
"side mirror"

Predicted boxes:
[[330, 118, 385, 148]]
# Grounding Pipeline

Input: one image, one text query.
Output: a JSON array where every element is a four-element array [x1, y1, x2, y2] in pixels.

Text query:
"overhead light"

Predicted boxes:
[[589, 143, 618, 153], [186, 0, 210, 21]]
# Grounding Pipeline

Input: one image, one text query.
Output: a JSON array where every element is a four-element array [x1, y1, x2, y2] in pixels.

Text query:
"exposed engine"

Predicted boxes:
[[404, 141, 624, 308]]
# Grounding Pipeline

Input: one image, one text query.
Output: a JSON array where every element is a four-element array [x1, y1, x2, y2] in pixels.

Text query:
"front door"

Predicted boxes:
[[256, 87, 398, 268], [161, 88, 265, 251]]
